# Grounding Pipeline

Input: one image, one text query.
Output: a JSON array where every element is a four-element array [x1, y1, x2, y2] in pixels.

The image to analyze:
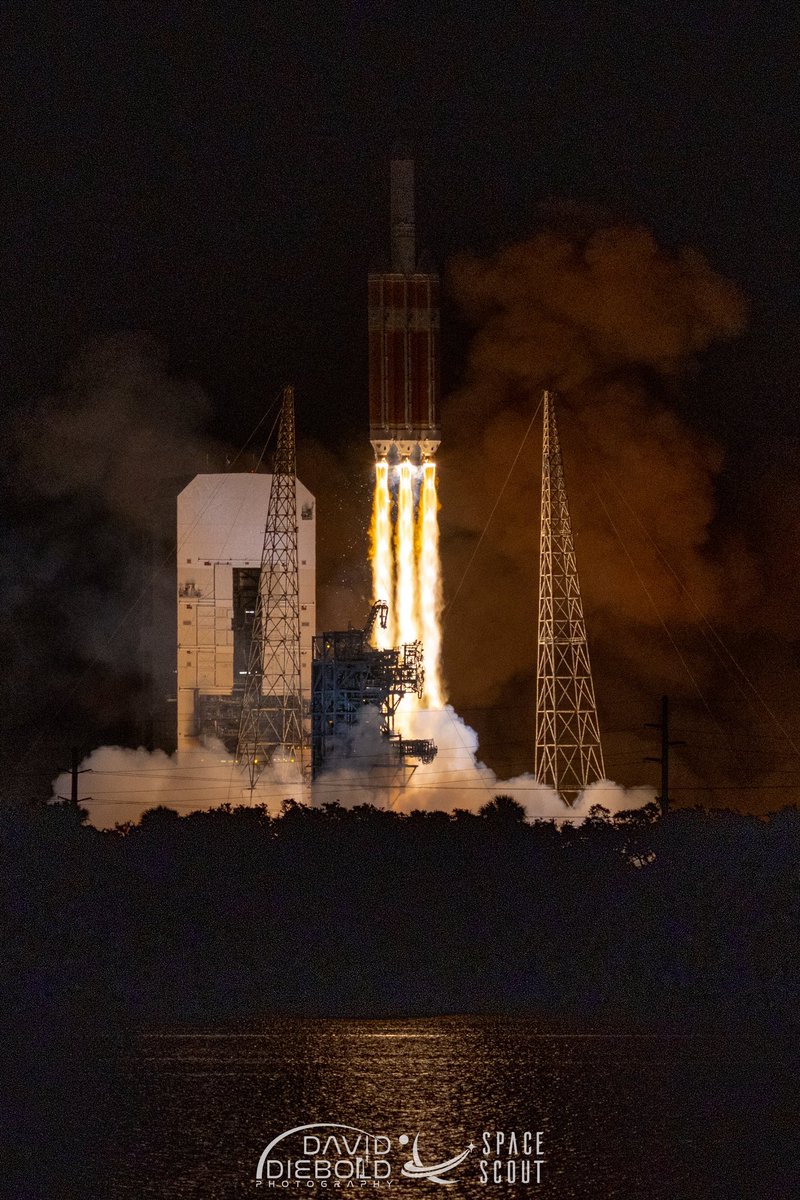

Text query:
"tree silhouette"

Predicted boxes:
[[479, 794, 528, 822]]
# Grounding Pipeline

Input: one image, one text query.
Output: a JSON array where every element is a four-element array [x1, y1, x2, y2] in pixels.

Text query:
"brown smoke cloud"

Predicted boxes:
[[438, 224, 778, 797], [14, 331, 218, 526]]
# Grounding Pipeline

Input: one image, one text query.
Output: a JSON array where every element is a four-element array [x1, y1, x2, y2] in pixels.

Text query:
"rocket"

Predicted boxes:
[[368, 151, 441, 461]]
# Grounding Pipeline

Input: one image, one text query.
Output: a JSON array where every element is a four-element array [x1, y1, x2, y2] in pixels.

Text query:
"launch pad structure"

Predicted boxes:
[[534, 390, 605, 802], [236, 386, 306, 787], [311, 602, 437, 778], [175, 159, 606, 810], [176, 382, 438, 794], [175, 470, 315, 759]]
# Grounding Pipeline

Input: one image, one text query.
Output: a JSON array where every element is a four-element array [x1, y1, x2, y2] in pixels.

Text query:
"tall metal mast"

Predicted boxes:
[[237, 386, 305, 789], [535, 390, 605, 802]]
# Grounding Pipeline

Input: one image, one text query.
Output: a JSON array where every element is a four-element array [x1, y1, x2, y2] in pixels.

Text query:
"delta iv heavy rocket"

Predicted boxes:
[[368, 151, 441, 462]]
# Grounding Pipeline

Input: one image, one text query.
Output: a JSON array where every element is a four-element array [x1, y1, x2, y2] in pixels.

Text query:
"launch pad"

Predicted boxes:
[[171, 154, 604, 808], [311, 602, 437, 778]]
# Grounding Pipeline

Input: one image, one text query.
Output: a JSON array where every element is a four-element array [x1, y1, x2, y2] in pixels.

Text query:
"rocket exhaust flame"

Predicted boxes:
[[370, 460, 395, 648], [368, 458, 446, 709], [395, 461, 418, 648], [418, 462, 444, 707]]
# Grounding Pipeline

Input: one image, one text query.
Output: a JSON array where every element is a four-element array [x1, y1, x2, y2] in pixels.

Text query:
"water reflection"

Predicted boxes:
[[105, 1016, 788, 1198]]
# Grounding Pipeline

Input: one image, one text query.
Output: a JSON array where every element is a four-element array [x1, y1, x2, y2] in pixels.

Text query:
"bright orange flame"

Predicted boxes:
[[368, 457, 446, 715], [369, 460, 395, 648], [418, 461, 445, 707], [395, 461, 418, 648]]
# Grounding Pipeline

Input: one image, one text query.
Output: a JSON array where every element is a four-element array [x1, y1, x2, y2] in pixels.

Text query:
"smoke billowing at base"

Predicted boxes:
[[52, 739, 308, 832], [308, 706, 653, 820], [59, 705, 653, 830]]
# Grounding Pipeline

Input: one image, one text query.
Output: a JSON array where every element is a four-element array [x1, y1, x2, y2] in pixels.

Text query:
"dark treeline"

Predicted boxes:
[[4, 794, 798, 1026], [4, 795, 798, 1196]]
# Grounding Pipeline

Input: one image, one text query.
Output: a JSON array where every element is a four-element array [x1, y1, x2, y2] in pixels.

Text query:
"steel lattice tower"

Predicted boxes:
[[535, 390, 605, 802], [237, 386, 305, 788]]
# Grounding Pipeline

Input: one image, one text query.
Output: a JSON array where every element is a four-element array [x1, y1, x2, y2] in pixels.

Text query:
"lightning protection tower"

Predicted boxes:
[[237, 386, 305, 788], [535, 390, 605, 802]]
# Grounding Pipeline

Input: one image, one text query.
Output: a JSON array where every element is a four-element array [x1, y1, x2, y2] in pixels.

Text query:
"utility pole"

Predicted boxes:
[[58, 746, 92, 806], [645, 696, 685, 818]]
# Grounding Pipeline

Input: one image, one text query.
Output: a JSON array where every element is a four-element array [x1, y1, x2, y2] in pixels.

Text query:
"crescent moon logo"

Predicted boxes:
[[400, 1132, 475, 1186]]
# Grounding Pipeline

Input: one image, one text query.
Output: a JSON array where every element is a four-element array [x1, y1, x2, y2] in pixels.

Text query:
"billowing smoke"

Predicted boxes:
[[53, 738, 308, 831], [4, 334, 232, 803], [439, 223, 761, 792], [15, 331, 218, 526], [65, 705, 653, 828], [17, 333, 373, 820], [312, 705, 654, 821]]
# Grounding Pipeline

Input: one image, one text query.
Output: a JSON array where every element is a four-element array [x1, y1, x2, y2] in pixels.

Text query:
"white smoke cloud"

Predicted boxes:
[[313, 703, 655, 821], [51, 737, 307, 831], [57, 706, 654, 830]]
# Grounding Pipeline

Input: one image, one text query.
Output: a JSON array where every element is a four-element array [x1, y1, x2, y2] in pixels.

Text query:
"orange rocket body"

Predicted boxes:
[[368, 156, 440, 462]]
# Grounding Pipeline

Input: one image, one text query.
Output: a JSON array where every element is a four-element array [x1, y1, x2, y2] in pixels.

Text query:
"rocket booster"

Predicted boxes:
[[369, 152, 441, 461]]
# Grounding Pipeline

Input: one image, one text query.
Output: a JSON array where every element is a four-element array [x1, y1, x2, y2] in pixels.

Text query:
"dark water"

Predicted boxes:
[[100, 1017, 793, 1200]]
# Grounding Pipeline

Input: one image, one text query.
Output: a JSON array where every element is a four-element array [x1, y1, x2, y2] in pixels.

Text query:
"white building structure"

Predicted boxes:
[[176, 473, 316, 753]]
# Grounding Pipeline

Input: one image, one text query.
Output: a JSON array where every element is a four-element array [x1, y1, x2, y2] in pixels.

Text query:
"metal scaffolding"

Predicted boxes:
[[311, 602, 437, 777], [534, 390, 605, 802], [236, 386, 306, 788]]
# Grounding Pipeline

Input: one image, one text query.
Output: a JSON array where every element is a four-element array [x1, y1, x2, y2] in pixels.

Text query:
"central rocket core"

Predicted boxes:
[[369, 154, 441, 461], [368, 153, 446, 708], [390, 157, 416, 273]]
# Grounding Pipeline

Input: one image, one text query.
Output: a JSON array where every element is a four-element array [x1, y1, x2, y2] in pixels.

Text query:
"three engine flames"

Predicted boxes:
[[370, 458, 444, 709]]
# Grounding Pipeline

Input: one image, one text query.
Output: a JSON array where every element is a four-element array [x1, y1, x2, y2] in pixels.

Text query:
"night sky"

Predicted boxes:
[[4, 2, 800, 811]]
